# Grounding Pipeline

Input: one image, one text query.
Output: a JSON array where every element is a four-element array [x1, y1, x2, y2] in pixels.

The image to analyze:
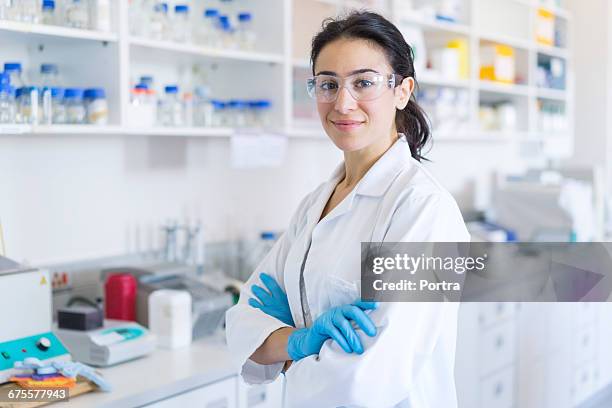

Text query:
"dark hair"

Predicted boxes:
[[310, 11, 431, 161]]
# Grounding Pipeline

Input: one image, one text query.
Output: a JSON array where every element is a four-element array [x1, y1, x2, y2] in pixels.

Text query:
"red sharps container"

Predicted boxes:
[[104, 273, 137, 321]]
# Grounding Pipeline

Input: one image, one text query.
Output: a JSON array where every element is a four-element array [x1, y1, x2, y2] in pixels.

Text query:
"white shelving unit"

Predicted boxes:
[[0, 0, 573, 154]]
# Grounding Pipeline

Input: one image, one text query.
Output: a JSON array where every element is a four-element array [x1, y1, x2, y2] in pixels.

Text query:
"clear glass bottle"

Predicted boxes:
[[149, 2, 169, 40], [193, 86, 213, 127], [19, 0, 40, 23], [4, 62, 25, 88], [236, 12, 255, 50], [64, 88, 85, 124], [0, 83, 15, 124], [65, 0, 89, 29], [83, 88, 108, 125], [159, 85, 183, 126], [41, 0, 56, 25], [218, 15, 235, 48], [51, 88, 65, 124], [195, 8, 219, 47], [0, 0, 14, 20], [18, 86, 39, 124], [211, 99, 225, 126], [40, 63, 60, 87], [172, 4, 190, 42]]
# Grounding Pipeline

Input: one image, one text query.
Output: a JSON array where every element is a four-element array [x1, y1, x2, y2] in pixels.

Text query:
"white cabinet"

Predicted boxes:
[[146, 376, 238, 408], [237, 377, 284, 408]]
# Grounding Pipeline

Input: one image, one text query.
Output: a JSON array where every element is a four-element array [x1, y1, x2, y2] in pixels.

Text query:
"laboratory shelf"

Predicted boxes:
[[0, 20, 118, 43], [396, 15, 471, 35], [477, 32, 533, 51], [123, 127, 235, 137], [128, 37, 285, 65], [478, 81, 531, 96], [419, 73, 471, 88], [536, 88, 567, 101], [536, 44, 570, 59]]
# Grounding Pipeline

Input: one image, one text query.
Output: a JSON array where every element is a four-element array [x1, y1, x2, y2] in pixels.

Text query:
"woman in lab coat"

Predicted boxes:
[[226, 11, 469, 408]]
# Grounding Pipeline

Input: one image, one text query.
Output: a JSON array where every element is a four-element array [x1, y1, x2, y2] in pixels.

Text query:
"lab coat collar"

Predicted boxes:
[[330, 135, 413, 198], [305, 136, 413, 227]]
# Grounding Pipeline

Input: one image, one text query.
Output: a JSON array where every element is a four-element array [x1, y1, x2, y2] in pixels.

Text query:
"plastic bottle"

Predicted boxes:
[[40, 63, 60, 86], [64, 88, 85, 124], [40, 64, 60, 123], [149, 2, 169, 41], [255, 100, 272, 127], [65, 0, 89, 29], [218, 15, 235, 48], [237, 12, 255, 50], [0, 81, 15, 124], [19, 0, 40, 23], [211, 99, 225, 126], [172, 4, 190, 42], [41, 0, 56, 24], [4, 62, 25, 88], [18, 86, 39, 124], [91, 0, 111, 31], [83, 88, 108, 125], [50, 87, 65, 124], [159, 85, 183, 126]]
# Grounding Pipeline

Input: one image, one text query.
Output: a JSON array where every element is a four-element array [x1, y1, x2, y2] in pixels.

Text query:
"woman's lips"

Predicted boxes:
[[331, 120, 365, 131]]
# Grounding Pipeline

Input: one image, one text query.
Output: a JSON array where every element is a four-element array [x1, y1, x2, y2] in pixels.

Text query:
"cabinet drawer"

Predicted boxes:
[[480, 367, 514, 408], [147, 376, 237, 408], [480, 321, 516, 375]]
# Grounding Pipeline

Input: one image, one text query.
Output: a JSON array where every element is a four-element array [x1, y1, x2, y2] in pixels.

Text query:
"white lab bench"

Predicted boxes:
[[53, 332, 283, 408]]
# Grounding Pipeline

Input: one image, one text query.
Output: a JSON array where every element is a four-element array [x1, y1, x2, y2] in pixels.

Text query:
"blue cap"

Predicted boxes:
[[259, 100, 272, 109], [42, 0, 55, 9], [260, 232, 276, 240], [4, 63, 22, 73], [238, 13, 252, 22], [211, 100, 225, 109], [51, 87, 63, 98], [40, 63, 58, 74], [155, 3, 168, 13], [204, 8, 218, 17], [174, 5, 189, 13], [64, 88, 83, 99], [165, 85, 178, 94], [0, 72, 9, 85], [140, 75, 153, 85], [83, 88, 105, 99], [135, 83, 149, 90], [218, 15, 230, 25], [0, 84, 13, 94]]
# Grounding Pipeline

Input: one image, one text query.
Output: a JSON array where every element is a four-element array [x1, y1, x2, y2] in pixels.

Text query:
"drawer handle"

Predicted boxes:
[[495, 382, 504, 396], [495, 336, 505, 349]]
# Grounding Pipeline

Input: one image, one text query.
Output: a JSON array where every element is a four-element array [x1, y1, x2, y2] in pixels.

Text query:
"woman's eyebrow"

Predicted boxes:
[[314, 68, 380, 76]]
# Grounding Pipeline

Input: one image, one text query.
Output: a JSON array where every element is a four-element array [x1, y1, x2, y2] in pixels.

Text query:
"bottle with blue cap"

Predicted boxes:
[[17, 86, 39, 124], [19, 0, 40, 24], [193, 86, 213, 127], [172, 4, 191, 42], [41, 0, 56, 25], [195, 8, 219, 47], [218, 14, 236, 49], [83, 88, 108, 125], [0, 74, 15, 124], [64, 88, 85, 124], [4, 63, 25, 88], [149, 2, 170, 40], [159, 85, 183, 126], [237, 12, 255, 50]]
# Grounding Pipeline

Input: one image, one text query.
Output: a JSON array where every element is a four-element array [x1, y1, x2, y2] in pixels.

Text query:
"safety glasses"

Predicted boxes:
[[306, 72, 404, 103]]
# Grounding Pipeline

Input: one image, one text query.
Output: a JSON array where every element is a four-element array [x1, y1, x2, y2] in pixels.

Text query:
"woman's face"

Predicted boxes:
[[313, 38, 414, 153]]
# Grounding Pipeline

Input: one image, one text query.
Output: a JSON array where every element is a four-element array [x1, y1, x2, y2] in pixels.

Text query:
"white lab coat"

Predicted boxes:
[[226, 137, 470, 408]]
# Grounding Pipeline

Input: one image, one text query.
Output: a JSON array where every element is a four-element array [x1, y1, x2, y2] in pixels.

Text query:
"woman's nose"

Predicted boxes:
[[334, 86, 358, 113]]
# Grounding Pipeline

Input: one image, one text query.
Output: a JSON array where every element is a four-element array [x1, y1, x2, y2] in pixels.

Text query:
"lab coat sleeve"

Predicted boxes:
[[225, 193, 313, 385], [283, 192, 469, 407]]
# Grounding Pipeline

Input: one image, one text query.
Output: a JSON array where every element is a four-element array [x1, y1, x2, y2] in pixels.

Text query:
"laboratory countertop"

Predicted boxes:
[[53, 332, 237, 408]]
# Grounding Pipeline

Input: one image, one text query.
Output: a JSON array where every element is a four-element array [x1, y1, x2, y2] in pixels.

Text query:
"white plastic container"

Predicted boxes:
[[148, 289, 192, 349], [83, 88, 108, 125], [91, 0, 111, 32]]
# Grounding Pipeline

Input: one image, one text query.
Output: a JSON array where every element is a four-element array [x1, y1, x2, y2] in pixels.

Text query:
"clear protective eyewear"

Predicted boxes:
[[306, 72, 404, 103]]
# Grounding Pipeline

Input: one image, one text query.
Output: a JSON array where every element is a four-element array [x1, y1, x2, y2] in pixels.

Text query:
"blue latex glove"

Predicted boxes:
[[287, 301, 378, 361], [248, 272, 295, 327]]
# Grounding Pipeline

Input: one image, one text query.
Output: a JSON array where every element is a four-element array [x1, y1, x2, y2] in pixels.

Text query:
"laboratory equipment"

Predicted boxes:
[[536, 8, 555, 46], [159, 85, 183, 126], [54, 319, 155, 367], [196, 8, 220, 47], [83, 88, 108, 125], [51, 87, 65, 123], [128, 83, 156, 126], [149, 2, 169, 40], [19, 0, 40, 23], [193, 86, 213, 127], [172, 4, 190, 42], [57, 305, 104, 331], [0, 255, 71, 383], [40, 64, 59, 119], [64, 87, 85, 123], [480, 44, 516, 84], [211, 99, 226, 126], [40, 63, 60, 87], [41, 0, 56, 25], [13, 358, 112, 392], [0, 0, 12, 20], [4, 62, 25, 88], [148, 289, 192, 349], [102, 266, 233, 339], [218, 14, 235, 48], [65, 0, 89, 29], [104, 273, 137, 321]]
